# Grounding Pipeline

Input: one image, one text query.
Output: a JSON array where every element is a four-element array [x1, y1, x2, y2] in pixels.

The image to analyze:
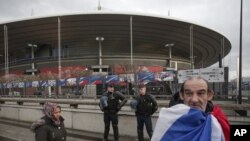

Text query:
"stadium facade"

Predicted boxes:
[[0, 11, 231, 95]]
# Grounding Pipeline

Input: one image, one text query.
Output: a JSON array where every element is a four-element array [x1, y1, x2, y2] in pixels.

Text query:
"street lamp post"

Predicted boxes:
[[189, 56, 197, 69], [96, 37, 104, 72], [165, 43, 174, 93], [165, 43, 174, 68], [28, 43, 37, 75], [4, 25, 9, 76]]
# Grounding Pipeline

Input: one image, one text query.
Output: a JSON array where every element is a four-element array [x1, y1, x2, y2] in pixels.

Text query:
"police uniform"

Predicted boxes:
[[131, 84, 158, 141], [100, 84, 127, 141]]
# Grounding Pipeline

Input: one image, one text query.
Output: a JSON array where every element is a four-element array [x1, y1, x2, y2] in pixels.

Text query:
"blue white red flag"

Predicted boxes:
[[151, 104, 225, 141]]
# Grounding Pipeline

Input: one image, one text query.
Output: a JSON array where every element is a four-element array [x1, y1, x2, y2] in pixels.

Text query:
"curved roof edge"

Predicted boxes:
[[0, 10, 229, 38]]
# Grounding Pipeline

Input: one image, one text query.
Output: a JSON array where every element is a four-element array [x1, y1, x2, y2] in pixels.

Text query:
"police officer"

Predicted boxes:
[[100, 83, 127, 141], [131, 83, 158, 141]]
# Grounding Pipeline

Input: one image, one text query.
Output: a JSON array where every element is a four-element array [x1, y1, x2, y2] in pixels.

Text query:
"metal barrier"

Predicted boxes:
[[0, 96, 250, 137], [0, 95, 250, 110]]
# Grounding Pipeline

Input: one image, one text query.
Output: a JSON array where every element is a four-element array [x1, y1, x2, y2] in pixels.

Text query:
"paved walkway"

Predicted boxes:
[[0, 122, 89, 141], [0, 118, 139, 141], [0, 136, 16, 141]]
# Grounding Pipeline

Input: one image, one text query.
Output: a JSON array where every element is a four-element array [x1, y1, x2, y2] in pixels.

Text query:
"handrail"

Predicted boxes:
[[1, 96, 250, 110], [1, 94, 248, 100], [1, 93, 249, 106]]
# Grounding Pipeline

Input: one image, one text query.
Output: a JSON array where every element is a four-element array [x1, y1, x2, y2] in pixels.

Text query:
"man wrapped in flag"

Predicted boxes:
[[151, 76, 230, 141]]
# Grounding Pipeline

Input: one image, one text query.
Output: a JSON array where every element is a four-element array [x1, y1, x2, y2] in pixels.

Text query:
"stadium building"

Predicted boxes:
[[0, 11, 231, 95]]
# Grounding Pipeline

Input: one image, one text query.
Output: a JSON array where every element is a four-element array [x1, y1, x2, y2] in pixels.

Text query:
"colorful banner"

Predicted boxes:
[[13, 82, 19, 88], [6, 83, 12, 88], [0, 72, 178, 89], [88, 75, 102, 85], [137, 72, 155, 82], [155, 71, 175, 81], [25, 82, 32, 88], [66, 78, 77, 86], [48, 80, 56, 86], [137, 66, 164, 73], [18, 82, 25, 88], [32, 81, 39, 87], [119, 74, 135, 83], [58, 79, 66, 86], [39, 80, 48, 87], [2, 83, 6, 88], [105, 75, 119, 84], [79, 77, 89, 86]]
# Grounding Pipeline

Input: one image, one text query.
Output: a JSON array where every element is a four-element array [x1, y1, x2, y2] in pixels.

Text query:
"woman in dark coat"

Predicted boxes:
[[31, 102, 67, 141]]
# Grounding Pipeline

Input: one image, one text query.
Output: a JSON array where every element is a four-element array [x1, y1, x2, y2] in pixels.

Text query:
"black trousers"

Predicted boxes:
[[136, 115, 153, 141], [103, 112, 119, 141]]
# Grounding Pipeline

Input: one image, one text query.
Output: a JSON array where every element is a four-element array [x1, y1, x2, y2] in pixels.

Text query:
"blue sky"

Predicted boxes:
[[0, 0, 249, 80]]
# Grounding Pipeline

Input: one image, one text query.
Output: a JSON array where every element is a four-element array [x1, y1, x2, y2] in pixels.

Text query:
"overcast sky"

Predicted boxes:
[[0, 0, 249, 80]]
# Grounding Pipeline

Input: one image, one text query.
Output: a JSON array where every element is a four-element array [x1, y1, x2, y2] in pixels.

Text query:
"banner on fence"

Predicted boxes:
[[79, 77, 89, 86]]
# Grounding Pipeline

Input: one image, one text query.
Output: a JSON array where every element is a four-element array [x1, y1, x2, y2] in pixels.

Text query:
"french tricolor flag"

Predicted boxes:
[[151, 104, 228, 141]]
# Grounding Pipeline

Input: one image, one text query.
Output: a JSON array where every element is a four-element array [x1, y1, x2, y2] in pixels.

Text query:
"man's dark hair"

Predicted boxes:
[[180, 76, 210, 93]]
